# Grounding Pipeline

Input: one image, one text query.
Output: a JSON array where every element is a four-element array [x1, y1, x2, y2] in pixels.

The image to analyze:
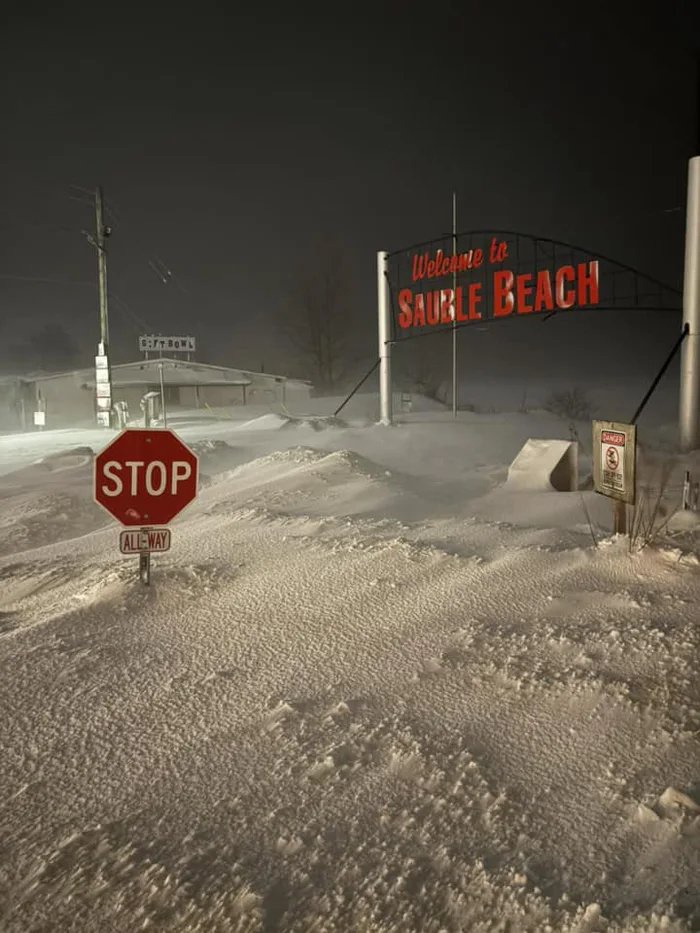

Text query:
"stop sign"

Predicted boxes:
[[94, 429, 199, 526]]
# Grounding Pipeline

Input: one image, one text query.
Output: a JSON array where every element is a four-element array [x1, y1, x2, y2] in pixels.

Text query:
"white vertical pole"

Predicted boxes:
[[680, 156, 700, 451], [452, 192, 457, 419], [377, 250, 392, 425], [158, 361, 168, 428]]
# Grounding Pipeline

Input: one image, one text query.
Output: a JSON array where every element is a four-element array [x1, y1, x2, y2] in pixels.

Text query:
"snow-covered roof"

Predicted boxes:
[[20, 358, 312, 387], [97, 360, 252, 388]]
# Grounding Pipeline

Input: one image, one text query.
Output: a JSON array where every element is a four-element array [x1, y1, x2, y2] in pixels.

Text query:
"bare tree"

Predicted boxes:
[[12, 322, 79, 373], [282, 241, 352, 392]]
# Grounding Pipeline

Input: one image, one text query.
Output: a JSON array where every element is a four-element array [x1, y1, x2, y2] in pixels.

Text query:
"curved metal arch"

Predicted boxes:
[[384, 227, 682, 346], [387, 228, 681, 299]]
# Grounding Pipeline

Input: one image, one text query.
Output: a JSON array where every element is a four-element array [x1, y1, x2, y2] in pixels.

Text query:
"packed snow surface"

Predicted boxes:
[[0, 398, 699, 931]]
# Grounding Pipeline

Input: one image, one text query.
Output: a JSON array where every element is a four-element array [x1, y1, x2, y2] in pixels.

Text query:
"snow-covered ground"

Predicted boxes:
[[1, 390, 699, 931]]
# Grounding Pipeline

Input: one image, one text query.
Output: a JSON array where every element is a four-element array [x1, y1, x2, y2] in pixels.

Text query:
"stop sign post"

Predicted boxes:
[[94, 429, 198, 584]]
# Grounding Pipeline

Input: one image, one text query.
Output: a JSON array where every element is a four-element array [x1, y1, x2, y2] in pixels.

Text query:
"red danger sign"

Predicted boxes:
[[601, 430, 626, 446], [94, 429, 198, 526]]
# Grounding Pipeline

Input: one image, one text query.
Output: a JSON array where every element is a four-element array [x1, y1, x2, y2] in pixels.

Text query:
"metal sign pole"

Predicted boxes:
[[377, 251, 393, 425], [158, 362, 168, 428], [613, 500, 627, 535], [680, 156, 700, 451], [139, 527, 151, 585]]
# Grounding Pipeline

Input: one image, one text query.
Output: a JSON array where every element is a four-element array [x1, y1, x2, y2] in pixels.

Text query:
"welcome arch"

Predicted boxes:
[[376, 219, 696, 442], [387, 229, 680, 335]]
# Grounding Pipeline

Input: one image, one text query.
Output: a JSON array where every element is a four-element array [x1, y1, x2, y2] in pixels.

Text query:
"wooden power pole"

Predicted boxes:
[[96, 186, 110, 349], [94, 186, 113, 427]]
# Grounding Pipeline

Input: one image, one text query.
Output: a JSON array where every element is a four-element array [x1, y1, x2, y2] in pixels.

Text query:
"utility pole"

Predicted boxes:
[[91, 186, 113, 427], [96, 186, 110, 350]]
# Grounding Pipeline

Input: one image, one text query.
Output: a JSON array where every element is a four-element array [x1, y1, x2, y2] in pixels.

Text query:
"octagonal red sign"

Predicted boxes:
[[94, 428, 198, 526]]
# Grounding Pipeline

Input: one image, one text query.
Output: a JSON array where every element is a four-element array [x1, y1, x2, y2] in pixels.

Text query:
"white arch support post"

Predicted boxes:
[[377, 250, 393, 425], [680, 156, 700, 452]]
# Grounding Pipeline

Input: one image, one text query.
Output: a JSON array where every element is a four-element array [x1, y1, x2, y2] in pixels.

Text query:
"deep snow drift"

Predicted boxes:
[[0, 393, 699, 931]]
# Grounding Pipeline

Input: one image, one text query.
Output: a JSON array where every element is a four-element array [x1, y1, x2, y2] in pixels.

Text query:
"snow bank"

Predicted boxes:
[[234, 413, 292, 431]]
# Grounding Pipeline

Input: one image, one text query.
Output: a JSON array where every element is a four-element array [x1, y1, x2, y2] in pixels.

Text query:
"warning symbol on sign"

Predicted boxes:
[[605, 445, 619, 471]]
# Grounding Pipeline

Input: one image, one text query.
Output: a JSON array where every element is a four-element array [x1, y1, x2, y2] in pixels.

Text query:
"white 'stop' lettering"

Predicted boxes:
[[100, 460, 193, 497]]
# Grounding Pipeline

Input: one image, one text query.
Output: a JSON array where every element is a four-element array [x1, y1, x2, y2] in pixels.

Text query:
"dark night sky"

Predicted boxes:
[[1, 2, 699, 385]]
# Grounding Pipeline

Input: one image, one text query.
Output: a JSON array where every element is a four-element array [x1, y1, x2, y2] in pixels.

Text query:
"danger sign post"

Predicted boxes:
[[592, 420, 636, 505]]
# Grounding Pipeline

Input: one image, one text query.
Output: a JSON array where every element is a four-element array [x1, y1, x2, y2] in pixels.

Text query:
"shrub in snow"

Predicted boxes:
[[543, 387, 592, 421], [629, 452, 682, 552]]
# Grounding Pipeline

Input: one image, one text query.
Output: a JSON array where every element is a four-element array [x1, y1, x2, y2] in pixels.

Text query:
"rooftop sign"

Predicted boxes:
[[139, 335, 196, 353]]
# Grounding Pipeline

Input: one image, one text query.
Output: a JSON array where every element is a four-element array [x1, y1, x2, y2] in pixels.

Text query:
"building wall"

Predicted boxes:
[[198, 385, 247, 407], [109, 383, 250, 417], [33, 373, 95, 427], [179, 386, 198, 408], [0, 381, 34, 432], [113, 386, 147, 418], [284, 382, 312, 407], [249, 376, 312, 406], [8, 364, 311, 429]]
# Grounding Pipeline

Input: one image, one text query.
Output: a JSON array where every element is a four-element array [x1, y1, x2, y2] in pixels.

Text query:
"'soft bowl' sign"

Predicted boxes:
[[94, 428, 198, 526]]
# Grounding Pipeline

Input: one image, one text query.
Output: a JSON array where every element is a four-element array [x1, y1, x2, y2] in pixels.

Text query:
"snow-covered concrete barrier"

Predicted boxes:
[[506, 438, 579, 491]]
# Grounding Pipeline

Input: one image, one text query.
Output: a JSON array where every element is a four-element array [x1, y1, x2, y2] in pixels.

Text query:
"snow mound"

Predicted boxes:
[[0, 447, 108, 556], [0, 494, 107, 557], [228, 446, 326, 474], [217, 447, 392, 484], [234, 413, 292, 431], [667, 509, 700, 533], [187, 439, 233, 456], [656, 786, 700, 816], [39, 446, 95, 471], [317, 448, 394, 481], [209, 446, 393, 496], [2, 447, 95, 489], [284, 415, 346, 431]]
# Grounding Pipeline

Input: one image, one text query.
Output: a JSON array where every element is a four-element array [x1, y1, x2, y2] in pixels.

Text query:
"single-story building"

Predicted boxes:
[[0, 358, 312, 431]]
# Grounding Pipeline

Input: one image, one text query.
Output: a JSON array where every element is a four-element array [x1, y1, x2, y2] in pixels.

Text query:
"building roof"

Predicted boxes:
[[106, 360, 252, 388], [22, 358, 312, 388]]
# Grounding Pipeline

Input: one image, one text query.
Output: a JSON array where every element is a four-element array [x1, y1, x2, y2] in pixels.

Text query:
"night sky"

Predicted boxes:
[[1, 3, 699, 387]]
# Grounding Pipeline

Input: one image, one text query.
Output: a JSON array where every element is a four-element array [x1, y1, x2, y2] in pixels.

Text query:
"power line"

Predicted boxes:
[[0, 219, 79, 237], [110, 298, 145, 338], [0, 273, 94, 286], [0, 273, 153, 334], [95, 193, 191, 296], [110, 291, 154, 332]]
